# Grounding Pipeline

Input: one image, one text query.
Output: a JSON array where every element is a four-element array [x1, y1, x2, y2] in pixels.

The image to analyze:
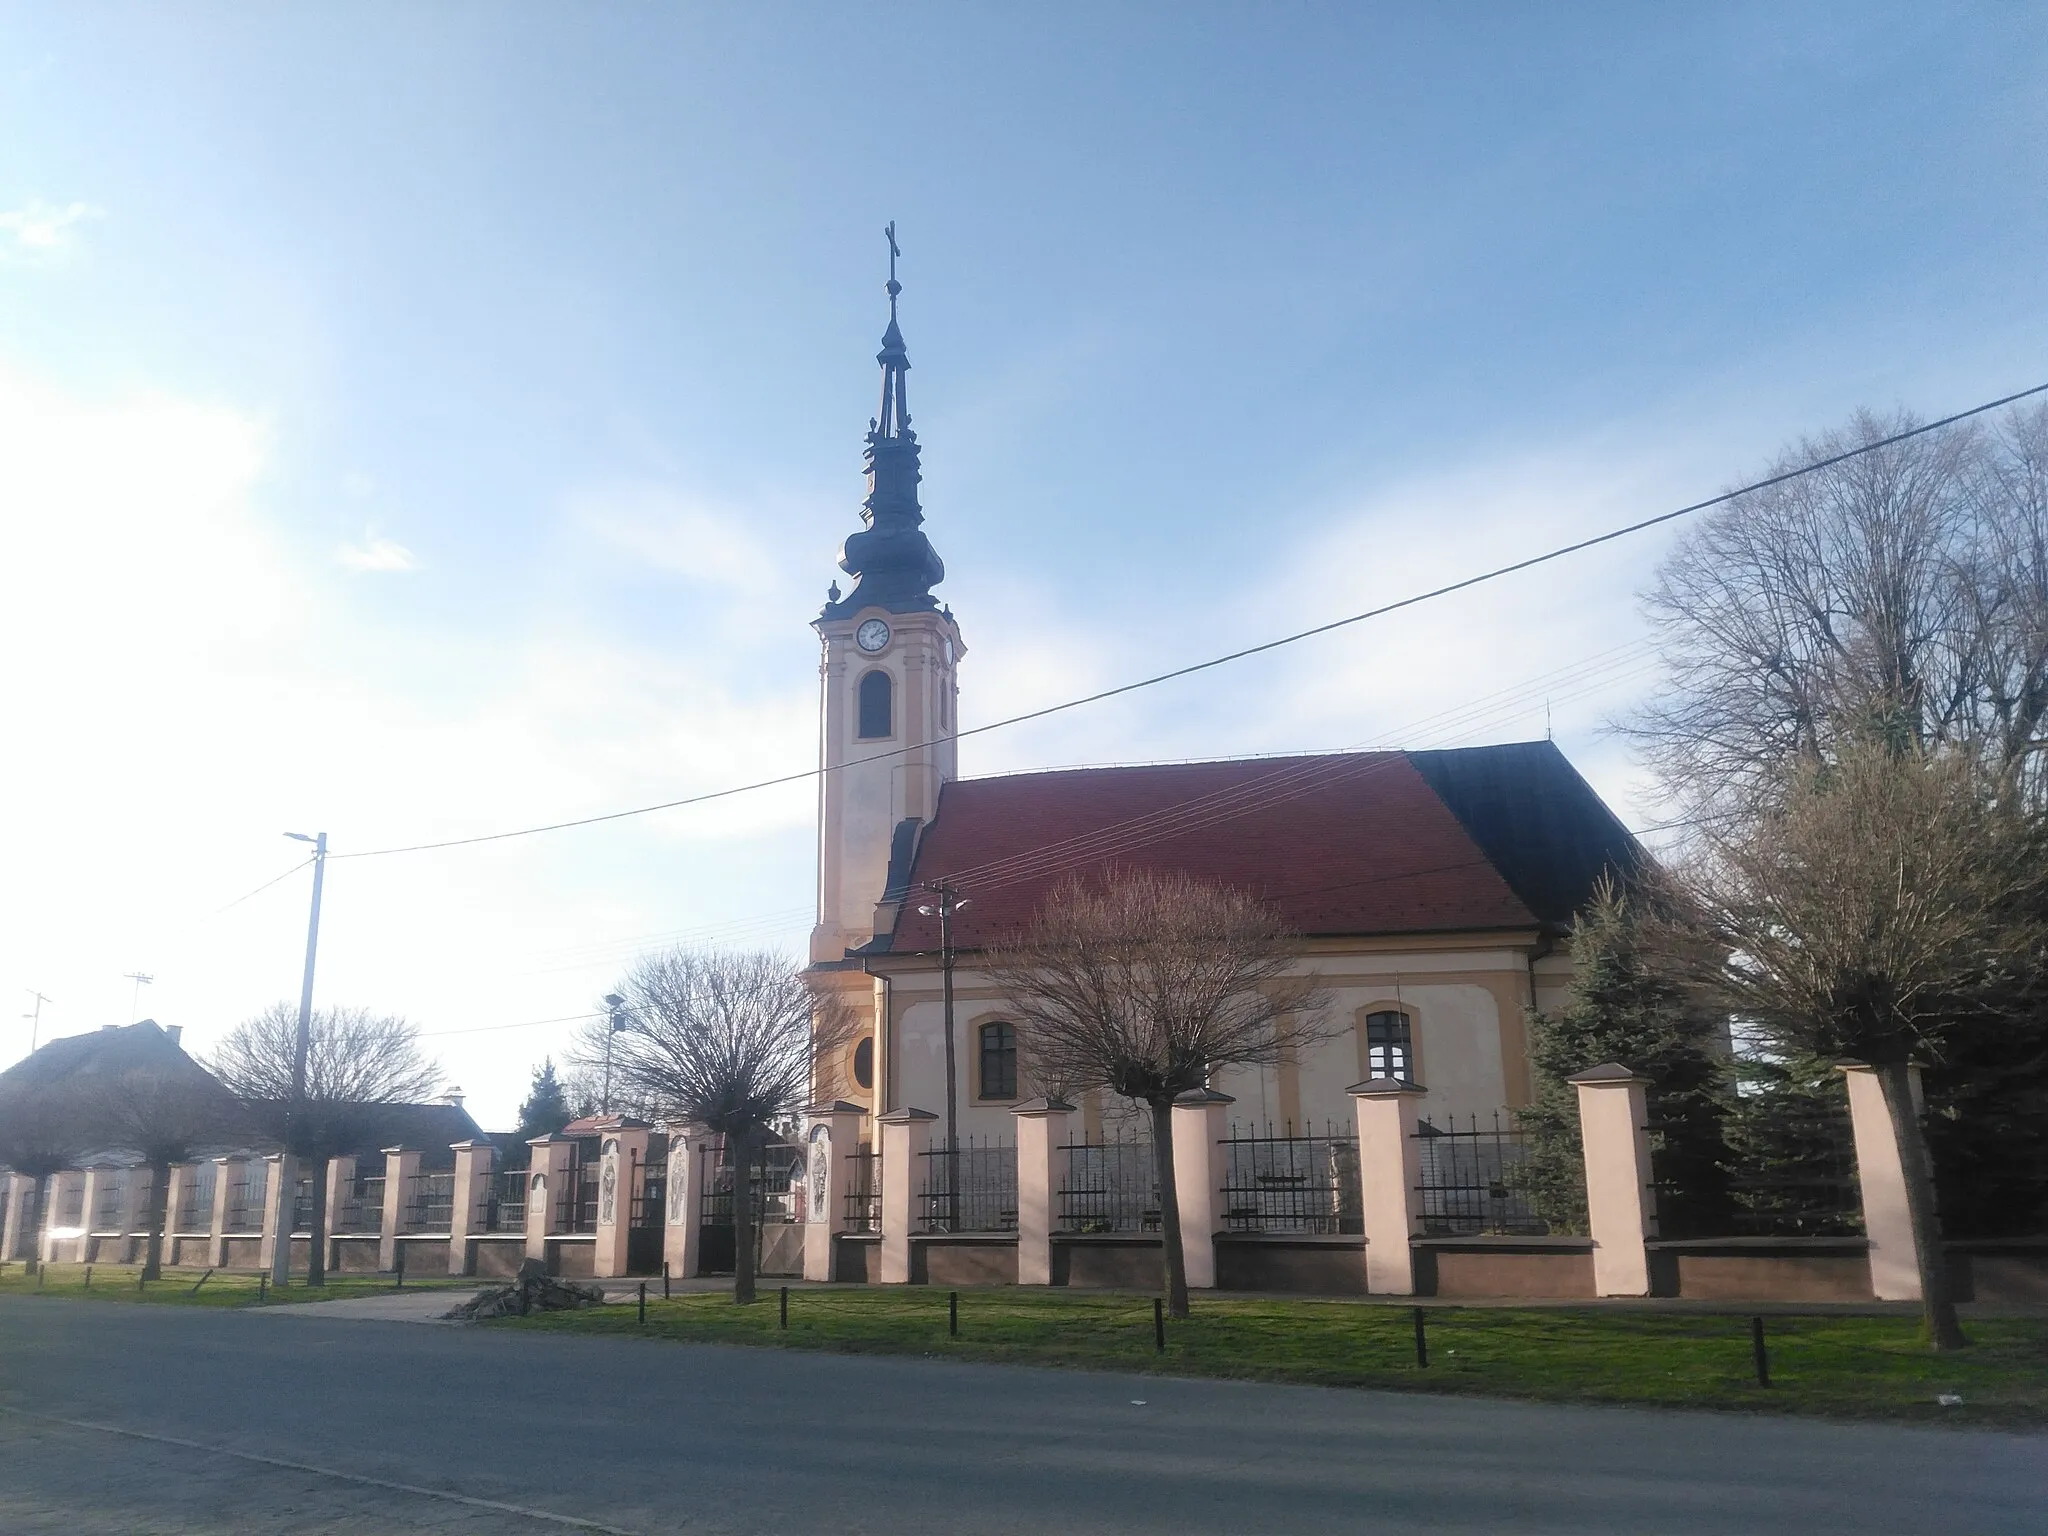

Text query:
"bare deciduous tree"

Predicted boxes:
[[1658, 742, 2046, 1349], [79, 1056, 247, 1280], [1637, 404, 2048, 820], [981, 870, 1330, 1318], [599, 950, 853, 1304], [0, 1083, 87, 1275], [210, 1004, 441, 1286]]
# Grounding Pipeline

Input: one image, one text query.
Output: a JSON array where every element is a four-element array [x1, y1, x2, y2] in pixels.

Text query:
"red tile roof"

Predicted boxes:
[[883, 751, 1543, 954]]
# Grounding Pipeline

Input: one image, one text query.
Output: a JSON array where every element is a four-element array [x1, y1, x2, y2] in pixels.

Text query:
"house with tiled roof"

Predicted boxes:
[[800, 255, 1640, 1151]]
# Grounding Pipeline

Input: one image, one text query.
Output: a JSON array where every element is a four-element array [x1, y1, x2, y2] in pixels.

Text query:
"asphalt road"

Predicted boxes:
[[0, 1296, 2040, 1535]]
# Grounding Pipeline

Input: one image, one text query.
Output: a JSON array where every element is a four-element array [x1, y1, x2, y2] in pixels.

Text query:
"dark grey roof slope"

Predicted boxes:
[[1405, 741, 1643, 932]]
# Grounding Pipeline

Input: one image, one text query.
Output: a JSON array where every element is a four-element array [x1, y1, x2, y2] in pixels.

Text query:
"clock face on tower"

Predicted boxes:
[[855, 618, 891, 653]]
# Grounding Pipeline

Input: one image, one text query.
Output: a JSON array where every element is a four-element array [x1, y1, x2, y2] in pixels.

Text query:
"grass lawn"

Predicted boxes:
[[0, 1261, 475, 1308], [509, 1287, 2048, 1429]]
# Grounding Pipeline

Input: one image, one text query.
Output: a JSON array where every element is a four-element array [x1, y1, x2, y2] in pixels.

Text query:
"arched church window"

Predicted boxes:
[[857, 669, 893, 739], [1365, 1009, 1413, 1082], [852, 1037, 874, 1091], [978, 1020, 1018, 1101]]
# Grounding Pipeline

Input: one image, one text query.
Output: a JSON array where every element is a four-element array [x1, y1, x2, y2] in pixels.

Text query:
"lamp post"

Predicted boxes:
[[916, 882, 969, 1231], [270, 831, 327, 1290], [601, 993, 627, 1116]]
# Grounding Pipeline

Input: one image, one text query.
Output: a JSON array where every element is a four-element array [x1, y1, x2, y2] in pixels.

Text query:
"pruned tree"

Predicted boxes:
[[1636, 403, 2048, 821], [598, 949, 853, 1304], [1658, 741, 2046, 1350], [1519, 880, 1731, 1237], [0, 1081, 88, 1275], [981, 870, 1331, 1319], [77, 1055, 248, 1280], [209, 1004, 441, 1286]]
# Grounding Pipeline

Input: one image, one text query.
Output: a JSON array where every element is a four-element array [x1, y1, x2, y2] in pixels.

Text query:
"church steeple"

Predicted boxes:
[[821, 223, 945, 619]]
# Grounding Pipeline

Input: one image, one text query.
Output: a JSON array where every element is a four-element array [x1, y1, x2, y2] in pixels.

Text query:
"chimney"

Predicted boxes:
[[440, 1085, 466, 1108], [165, 1024, 183, 1047]]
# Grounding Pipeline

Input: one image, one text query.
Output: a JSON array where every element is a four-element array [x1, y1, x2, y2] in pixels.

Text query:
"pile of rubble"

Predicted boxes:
[[445, 1262, 607, 1320]]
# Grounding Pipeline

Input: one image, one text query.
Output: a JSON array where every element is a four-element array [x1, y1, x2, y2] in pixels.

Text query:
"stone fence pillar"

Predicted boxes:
[[803, 1101, 867, 1283], [380, 1147, 421, 1272], [1839, 1061, 1926, 1302], [526, 1135, 574, 1267], [1569, 1063, 1658, 1297], [447, 1140, 496, 1276], [1012, 1096, 1073, 1286], [1171, 1089, 1234, 1290], [877, 1108, 936, 1285], [1351, 1077, 1427, 1295], [1, 1173, 27, 1263], [664, 1128, 710, 1281], [593, 1126, 652, 1279]]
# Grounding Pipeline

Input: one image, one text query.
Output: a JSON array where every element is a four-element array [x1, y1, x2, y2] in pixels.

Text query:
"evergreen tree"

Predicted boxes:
[[1519, 883, 1732, 1236], [516, 1058, 572, 1141]]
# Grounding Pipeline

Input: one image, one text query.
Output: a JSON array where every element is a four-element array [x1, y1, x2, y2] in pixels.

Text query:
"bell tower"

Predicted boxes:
[[811, 225, 964, 963]]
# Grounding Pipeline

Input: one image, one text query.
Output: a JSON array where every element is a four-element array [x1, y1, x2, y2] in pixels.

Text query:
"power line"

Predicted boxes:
[[332, 379, 2048, 863], [212, 856, 316, 915]]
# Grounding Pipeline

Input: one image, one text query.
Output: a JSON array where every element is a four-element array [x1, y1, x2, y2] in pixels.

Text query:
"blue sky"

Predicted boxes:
[[3, 5, 2043, 1122]]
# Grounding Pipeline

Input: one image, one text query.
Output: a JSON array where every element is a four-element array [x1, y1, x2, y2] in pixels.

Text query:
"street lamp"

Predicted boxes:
[[601, 993, 629, 1116], [915, 882, 969, 1231], [270, 831, 327, 1290]]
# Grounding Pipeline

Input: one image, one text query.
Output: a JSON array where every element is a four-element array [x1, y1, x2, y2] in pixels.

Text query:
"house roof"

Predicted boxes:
[[0, 1021, 254, 1166], [877, 741, 1640, 956]]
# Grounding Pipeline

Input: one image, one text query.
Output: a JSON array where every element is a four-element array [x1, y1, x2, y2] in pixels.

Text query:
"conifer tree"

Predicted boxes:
[[516, 1059, 573, 1142], [1519, 882, 1731, 1236]]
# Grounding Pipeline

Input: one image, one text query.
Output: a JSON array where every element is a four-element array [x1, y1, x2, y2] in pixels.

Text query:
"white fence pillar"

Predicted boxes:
[[803, 1102, 867, 1283], [1569, 1063, 1658, 1297], [593, 1126, 651, 1279], [1, 1173, 27, 1263], [1171, 1089, 1234, 1290], [206, 1159, 236, 1267], [877, 1108, 936, 1285], [1012, 1096, 1073, 1286], [664, 1129, 709, 1280], [1351, 1077, 1427, 1295], [1839, 1061, 1926, 1302]]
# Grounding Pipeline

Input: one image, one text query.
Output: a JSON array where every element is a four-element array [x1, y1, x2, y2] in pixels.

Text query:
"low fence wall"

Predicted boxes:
[[1214, 1235, 1366, 1295], [911, 1234, 1017, 1286], [1051, 1234, 1162, 1289], [1648, 1237, 1873, 1302], [1416, 1237, 1597, 1299]]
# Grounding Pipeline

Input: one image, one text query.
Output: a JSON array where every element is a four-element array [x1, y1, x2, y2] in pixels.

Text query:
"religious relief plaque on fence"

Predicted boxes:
[[528, 1172, 547, 1216], [666, 1162, 690, 1226], [599, 1157, 617, 1226], [807, 1125, 831, 1223]]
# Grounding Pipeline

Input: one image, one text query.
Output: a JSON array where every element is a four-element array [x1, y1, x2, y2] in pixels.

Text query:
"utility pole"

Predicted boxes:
[[122, 972, 154, 1023], [601, 993, 628, 1116], [270, 832, 327, 1290], [916, 881, 969, 1232], [22, 990, 50, 1055]]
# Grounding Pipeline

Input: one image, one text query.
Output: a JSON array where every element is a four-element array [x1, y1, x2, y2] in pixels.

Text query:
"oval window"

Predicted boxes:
[[852, 1036, 875, 1091]]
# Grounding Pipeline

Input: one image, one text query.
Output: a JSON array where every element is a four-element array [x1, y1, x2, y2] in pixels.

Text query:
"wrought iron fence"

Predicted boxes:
[[1414, 1113, 1547, 1236], [406, 1172, 454, 1233], [558, 1155, 600, 1234], [335, 1174, 386, 1234], [94, 1171, 124, 1230], [1220, 1122, 1363, 1234], [291, 1176, 315, 1233], [844, 1147, 881, 1232], [630, 1157, 667, 1230], [483, 1169, 528, 1233], [1058, 1132, 1159, 1233], [1723, 1111, 1864, 1237], [225, 1167, 268, 1233], [175, 1165, 214, 1231], [918, 1138, 1017, 1233], [697, 1138, 804, 1228]]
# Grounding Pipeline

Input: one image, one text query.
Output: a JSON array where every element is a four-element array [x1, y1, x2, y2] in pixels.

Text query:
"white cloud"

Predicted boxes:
[[573, 482, 776, 594], [337, 533, 418, 572], [0, 199, 103, 258]]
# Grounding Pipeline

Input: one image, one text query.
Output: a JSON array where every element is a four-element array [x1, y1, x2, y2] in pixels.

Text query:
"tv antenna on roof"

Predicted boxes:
[[123, 972, 154, 1023]]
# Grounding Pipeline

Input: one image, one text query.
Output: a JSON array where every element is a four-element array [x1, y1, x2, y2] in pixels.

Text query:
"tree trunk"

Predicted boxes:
[[21, 1175, 44, 1276], [730, 1128, 757, 1305], [306, 1158, 329, 1287], [1148, 1099, 1190, 1320], [140, 1161, 171, 1282], [1876, 1060, 1967, 1350]]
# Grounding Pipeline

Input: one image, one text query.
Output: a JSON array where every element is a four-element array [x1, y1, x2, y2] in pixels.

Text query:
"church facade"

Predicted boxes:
[[804, 253, 1639, 1153]]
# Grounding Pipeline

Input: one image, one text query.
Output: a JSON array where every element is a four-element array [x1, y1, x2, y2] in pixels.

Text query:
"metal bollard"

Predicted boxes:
[[1413, 1307, 1429, 1369], [1153, 1296, 1165, 1353], [949, 1290, 959, 1337], [257, 1272, 268, 1305], [638, 1281, 647, 1326], [663, 1262, 671, 1301], [1751, 1315, 1770, 1388], [394, 1249, 406, 1289], [189, 1268, 213, 1296], [83, 1265, 92, 1289], [780, 1286, 788, 1329]]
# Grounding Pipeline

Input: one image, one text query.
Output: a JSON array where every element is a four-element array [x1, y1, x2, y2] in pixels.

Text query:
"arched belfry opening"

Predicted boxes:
[[857, 669, 893, 739]]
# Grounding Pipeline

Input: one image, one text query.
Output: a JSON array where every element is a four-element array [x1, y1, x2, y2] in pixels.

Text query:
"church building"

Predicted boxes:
[[805, 245, 1640, 1152]]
